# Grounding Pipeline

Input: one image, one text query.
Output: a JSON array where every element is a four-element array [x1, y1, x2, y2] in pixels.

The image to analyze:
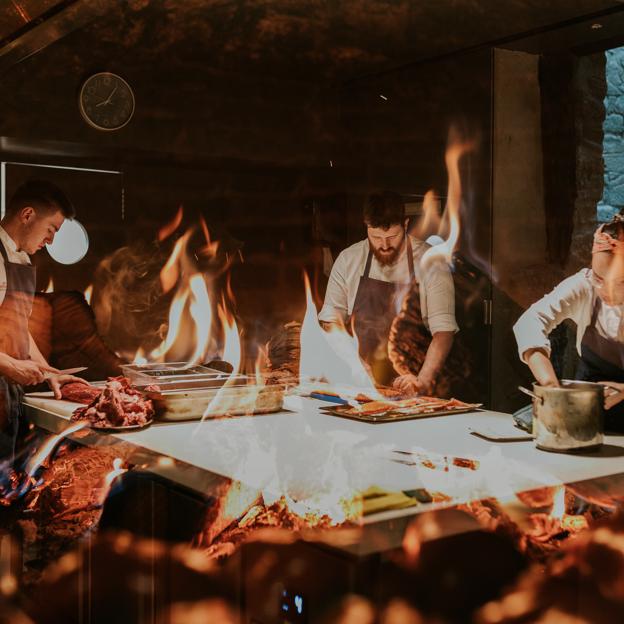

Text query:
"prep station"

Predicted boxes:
[[22, 390, 624, 550]]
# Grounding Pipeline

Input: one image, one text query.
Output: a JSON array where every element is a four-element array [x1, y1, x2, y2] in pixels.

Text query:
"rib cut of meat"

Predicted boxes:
[[60, 382, 101, 405]]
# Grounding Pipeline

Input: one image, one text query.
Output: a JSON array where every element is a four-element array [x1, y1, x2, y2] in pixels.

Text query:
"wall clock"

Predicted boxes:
[[79, 72, 135, 131]]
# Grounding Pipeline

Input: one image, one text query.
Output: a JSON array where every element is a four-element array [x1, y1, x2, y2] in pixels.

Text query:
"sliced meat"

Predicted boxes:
[[60, 382, 101, 405], [72, 377, 154, 428]]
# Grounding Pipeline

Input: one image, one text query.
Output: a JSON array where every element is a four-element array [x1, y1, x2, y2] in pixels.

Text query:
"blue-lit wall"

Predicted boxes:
[[599, 47, 624, 221]]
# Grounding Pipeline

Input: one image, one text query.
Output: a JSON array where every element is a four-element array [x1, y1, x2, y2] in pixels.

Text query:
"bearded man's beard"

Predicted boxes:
[[370, 237, 405, 266]]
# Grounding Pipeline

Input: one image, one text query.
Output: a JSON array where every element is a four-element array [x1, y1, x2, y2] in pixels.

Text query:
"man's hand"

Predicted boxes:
[[599, 381, 624, 411], [2, 357, 59, 386], [393, 373, 435, 396], [47, 374, 90, 400]]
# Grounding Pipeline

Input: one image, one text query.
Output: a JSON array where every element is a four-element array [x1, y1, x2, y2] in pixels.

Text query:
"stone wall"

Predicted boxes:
[[598, 46, 624, 221]]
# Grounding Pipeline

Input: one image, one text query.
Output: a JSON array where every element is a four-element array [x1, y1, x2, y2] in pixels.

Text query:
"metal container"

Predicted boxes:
[[521, 380, 604, 452]]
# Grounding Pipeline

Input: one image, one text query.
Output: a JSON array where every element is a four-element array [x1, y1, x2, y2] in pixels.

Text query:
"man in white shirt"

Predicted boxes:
[[0, 180, 87, 461], [318, 191, 458, 392]]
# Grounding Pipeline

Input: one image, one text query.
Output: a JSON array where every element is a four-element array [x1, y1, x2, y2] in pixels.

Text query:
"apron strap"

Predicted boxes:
[[0, 239, 9, 264], [590, 296, 600, 327], [363, 248, 374, 278], [406, 237, 415, 281]]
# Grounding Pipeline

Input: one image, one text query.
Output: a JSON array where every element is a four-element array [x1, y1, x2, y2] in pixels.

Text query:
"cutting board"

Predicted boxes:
[[24, 392, 82, 420]]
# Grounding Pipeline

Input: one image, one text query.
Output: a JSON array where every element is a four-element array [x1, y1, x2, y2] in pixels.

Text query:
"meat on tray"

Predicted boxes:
[[340, 396, 480, 417], [60, 382, 102, 405], [71, 376, 154, 428]]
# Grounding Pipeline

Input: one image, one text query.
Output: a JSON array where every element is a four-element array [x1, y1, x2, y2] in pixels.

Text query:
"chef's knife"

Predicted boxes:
[[43, 366, 88, 380]]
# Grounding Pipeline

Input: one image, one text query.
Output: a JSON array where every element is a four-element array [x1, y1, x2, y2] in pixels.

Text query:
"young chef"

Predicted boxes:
[[514, 214, 624, 431], [318, 191, 458, 392], [0, 180, 88, 461]]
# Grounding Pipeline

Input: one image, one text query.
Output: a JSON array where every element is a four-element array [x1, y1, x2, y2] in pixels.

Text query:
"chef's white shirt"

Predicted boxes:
[[0, 225, 31, 307], [318, 236, 458, 335], [513, 268, 624, 360]]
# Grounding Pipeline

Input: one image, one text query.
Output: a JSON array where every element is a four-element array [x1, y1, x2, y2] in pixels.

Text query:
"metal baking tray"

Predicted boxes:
[[320, 404, 480, 423], [144, 384, 285, 421], [121, 362, 243, 391]]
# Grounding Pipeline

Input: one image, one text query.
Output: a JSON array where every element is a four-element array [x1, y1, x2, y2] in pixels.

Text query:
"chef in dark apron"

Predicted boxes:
[[319, 191, 458, 390], [0, 180, 88, 462], [514, 215, 624, 432]]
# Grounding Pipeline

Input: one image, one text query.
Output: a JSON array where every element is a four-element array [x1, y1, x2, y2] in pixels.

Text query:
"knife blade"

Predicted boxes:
[[43, 366, 88, 380]]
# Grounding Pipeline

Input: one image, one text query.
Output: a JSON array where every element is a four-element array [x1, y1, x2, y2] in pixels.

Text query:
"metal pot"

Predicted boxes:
[[518, 380, 604, 452]]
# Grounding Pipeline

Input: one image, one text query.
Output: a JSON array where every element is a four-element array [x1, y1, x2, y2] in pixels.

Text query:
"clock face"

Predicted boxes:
[[79, 72, 135, 131]]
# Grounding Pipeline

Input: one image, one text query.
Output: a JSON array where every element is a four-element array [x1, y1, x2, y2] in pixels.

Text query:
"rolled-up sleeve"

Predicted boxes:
[[513, 271, 591, 361], [318, 251, 349, 324], [420, 261, 459, 334]]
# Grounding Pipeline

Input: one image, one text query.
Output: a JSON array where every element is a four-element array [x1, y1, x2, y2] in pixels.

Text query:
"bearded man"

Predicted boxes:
[[318, 191, 457, 392]]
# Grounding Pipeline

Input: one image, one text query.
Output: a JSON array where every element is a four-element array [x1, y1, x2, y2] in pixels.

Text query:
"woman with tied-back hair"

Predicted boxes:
[[514, 213, 624, 431]]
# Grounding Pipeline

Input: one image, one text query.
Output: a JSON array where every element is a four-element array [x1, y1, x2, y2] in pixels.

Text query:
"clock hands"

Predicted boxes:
[[95, 85, 118, 108]]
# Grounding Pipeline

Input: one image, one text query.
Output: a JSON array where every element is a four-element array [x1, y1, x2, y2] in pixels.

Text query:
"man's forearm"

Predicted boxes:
[[28, 332, 48, 366], [419, 331, 454, 383]]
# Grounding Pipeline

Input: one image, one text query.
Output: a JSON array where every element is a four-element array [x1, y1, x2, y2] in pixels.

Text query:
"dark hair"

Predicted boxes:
[[6, 179, 75, 219], [364, 191, 405, 229]]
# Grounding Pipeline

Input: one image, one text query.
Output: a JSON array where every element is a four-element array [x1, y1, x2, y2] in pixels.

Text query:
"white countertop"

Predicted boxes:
[[23, 393, 624, 507]]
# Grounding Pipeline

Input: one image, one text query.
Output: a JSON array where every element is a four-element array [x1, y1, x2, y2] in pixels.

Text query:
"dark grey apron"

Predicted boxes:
[[349, 238, 415, 385], [0, 238, 36, 462], [576, 298, 624, 432]]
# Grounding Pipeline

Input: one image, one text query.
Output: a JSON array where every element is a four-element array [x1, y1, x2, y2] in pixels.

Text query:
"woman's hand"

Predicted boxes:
[[599, 381, 624, 410]]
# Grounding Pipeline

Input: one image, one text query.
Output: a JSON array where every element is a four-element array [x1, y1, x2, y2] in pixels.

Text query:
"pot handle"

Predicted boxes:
[[518, 386, 544, 403]]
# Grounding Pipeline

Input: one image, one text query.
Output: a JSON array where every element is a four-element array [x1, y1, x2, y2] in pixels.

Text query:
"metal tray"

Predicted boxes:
[[146, 384, 285, 421], [120, 362, 242, 391], [320, 404, 480, 423]]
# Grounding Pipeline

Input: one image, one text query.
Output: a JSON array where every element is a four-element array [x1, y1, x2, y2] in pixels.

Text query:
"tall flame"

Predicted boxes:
[[44, 277, 54, 293], [187, 275, 213, 365], [420, 132, 475, 269], [412, 190, 442, 240], [298, 273, 379, 399], [83, 284, 93, 305]]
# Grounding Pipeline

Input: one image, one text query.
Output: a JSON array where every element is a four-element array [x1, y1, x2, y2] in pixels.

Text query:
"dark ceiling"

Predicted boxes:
[[1, 0, 624, 82]]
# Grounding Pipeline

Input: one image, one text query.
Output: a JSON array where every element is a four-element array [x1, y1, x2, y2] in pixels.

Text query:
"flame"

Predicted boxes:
[[412, 190, 441, 240], [143, 224, 217, 365], [148, 288, 190, 360], [160, 230, 191, 295], [550, 485, 566, 520], [197, 305, 267, 420], [298, 273, 379, 400], [84, 284, 93, 305], [199, 216, 220, 258], [24, 421, 88, 479], [132, 347, 148, 365], [219, 302, 241, 373], [420, 132, 475, 269], [44, 277, 54, 293], [187, 275, 213, 365], [549, 485, 589, 532], [103, 458, 127, 489], [158, 205, 184, 242]]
